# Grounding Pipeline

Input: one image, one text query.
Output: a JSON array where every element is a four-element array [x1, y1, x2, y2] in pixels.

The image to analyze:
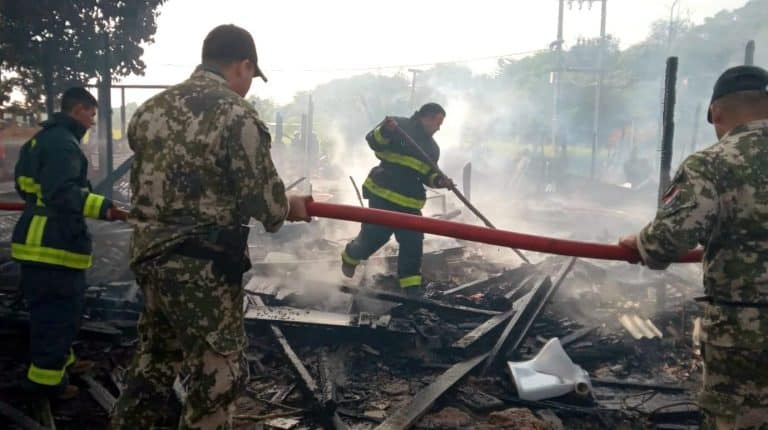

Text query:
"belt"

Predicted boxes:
[[171, 239, 250, 283], [173, 240, 225, 261], [694, 296, 768, 308]]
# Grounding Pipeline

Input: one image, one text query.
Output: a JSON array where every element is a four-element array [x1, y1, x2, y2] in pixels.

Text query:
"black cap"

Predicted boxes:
[[202, 24, 267, 82], [708, 65, 768, 123]]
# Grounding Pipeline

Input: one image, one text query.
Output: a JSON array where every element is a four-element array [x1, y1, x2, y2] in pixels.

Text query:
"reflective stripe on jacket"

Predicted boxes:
[[11, 113, 112, 269]]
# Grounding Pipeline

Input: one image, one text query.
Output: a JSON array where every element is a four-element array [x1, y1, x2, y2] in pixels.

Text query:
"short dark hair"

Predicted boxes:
[[415, 102, 446, 118], [61, 87, 97, 113]]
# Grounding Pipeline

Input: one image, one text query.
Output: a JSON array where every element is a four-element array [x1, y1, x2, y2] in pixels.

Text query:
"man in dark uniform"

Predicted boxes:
[[342, 103, 453, 294], [13, 87, 118, 398]]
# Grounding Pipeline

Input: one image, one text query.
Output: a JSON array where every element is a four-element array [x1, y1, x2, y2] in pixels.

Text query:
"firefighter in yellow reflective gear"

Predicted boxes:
[[11, 87, 116, 398], [342, 103, 453, 294]]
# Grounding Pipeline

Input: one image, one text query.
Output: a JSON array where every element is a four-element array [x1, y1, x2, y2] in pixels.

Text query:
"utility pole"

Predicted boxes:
[[658, 57, 678, 206], [589, 0, 607, 180], [275, 112, 283, 148], [120, 87, 126, 140], [657, 0, 681, 165], [745, 40, 756, 65], [100, 31, 114, 198], [408, 68, 422, 110], [689, 103, 702, 155], [666, 0, 680, 53], [551, 0, 565, 159], [305, 94, 314, 193]]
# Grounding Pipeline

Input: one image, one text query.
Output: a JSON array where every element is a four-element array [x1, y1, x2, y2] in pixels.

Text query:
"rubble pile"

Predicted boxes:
[[0, 226, 705, 429]]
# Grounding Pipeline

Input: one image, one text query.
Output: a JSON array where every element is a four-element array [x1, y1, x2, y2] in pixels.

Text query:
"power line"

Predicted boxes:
[[151, 49, 548, 73]]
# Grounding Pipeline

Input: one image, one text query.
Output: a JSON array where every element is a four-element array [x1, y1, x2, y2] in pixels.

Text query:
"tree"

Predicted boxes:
[[0, 0, 166, 116]]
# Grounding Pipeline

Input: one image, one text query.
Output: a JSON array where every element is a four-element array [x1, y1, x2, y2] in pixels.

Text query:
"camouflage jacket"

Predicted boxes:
[[637, 119, 768, 350], [127, 66, 289, 265]]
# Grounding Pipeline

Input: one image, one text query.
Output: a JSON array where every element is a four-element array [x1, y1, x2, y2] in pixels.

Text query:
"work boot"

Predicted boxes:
[[400, 286, 423, 298], [67, 360, 96, 375], [56, 384, 80, 400], [341, 261, 356, 278]]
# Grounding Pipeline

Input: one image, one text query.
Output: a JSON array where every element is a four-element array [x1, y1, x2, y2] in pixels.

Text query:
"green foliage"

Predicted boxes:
[[277, 0, 768, 178], [0, 0, 166, 116]]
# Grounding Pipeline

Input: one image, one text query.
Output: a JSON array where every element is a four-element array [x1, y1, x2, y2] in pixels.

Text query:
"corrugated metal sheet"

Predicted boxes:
[[619, 314, 663, 339]]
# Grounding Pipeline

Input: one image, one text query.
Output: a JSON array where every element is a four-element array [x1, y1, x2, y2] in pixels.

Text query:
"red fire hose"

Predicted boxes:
[[0, 202, 24, 212], [0, 201, 128, 221], [0, 200, 703, 264], [305, 201, 703, 264]]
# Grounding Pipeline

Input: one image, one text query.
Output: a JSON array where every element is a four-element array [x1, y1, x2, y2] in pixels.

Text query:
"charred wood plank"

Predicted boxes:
[[483, 257, 577, 373], [0, 400, 50, 430], [452, 309, 515, 349], [508, 257, 577, 354], [590, 378, 686, 393], [82, 375, 117, 413], [270, 324, 322, 406], [34, 399, 55, 430], [442, 271, 514, 297], [481, 276, 547, 374], [244, 304, 414, 334], [560, 326, 598, 347], [497, 394, 605, 416], [374, 354, 488, 430], [338, 285, 500, 317], [503, 271, 539, 301], [250, 296, 345, 430], [270, 384, 296, 403], [318, 349, 337, 412]]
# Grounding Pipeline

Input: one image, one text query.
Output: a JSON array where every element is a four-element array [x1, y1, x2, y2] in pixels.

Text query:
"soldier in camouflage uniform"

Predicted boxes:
[[111, 25, 311, 430], [620, 65, 768, 429]]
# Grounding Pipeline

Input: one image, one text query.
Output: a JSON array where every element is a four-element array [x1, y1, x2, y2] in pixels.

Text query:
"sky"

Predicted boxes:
[[117, 0, 749, 105]]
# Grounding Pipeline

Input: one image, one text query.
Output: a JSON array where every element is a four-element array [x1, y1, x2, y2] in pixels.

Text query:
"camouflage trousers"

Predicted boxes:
[[111, 254, 248, 430], [700, 342, 768, 429]]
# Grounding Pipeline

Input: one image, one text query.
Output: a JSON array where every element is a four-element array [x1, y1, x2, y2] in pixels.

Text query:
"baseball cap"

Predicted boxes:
[[708, 65, 768, 123], [202, 24, 267, 82]]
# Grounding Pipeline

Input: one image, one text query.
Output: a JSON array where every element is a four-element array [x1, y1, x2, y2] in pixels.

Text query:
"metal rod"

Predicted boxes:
[[84, 84, 171, 89], [286, 176, 306, 191], [94, 155, 134, 195], [349, 176, 364, 207], [390, 123, 530, 263]]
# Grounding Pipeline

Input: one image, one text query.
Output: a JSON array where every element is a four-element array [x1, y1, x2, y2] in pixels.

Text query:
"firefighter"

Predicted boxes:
[[342, 103, 453, 294], [12, 87, 118, 398]]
